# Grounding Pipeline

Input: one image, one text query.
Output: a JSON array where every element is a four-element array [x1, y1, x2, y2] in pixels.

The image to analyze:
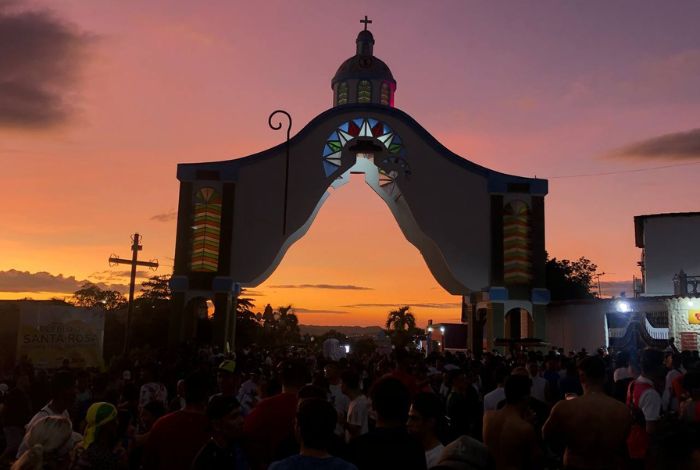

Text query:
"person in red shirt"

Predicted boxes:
[[142, 372, 211, 470], [243, 360, 308, 468]]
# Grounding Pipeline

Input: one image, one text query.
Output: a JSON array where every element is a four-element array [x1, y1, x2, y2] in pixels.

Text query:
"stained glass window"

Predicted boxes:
[[337, 82, 348, 105], [190, 187, 222, 272], [358, 80, 372, 103], [380, 82, 390, 105], [503, 200, 532, 285], [379, 169, 400, 200], [321, 118, 405, 177]]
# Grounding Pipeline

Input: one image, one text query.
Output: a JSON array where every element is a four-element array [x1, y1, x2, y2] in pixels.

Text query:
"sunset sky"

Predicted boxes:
[[1, 0, 699, 326]]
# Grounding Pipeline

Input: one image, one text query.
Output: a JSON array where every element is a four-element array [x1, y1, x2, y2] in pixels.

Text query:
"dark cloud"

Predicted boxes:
[[240, 289, 263, 297], [342, 302, 460, 309], [269, 284, 373, 291], [293, 308, 348, 315], [89, 270, 149, 282], [609, 128, 700, 161], [0, 269, 127, 293], [150, 211, 178, 222], [0, 1, 92, 127]]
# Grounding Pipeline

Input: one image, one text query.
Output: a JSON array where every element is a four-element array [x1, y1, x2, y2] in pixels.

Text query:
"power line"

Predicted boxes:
[[544, 160, 700, 179]]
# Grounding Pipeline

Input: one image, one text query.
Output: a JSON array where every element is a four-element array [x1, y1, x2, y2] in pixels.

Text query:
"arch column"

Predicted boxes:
[[212, 278, 240, 352]]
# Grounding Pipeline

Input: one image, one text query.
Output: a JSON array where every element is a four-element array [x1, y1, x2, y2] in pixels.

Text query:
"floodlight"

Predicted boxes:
[[616, 300, 631, 313]]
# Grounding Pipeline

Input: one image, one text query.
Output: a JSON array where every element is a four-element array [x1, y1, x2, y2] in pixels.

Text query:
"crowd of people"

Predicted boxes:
[[1, 341, 699, 470]]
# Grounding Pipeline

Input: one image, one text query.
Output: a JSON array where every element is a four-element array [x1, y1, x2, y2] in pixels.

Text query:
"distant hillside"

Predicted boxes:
[[299, 324, 383, 337]]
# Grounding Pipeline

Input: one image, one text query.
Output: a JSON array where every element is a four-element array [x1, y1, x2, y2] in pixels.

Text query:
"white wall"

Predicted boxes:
[[642, 215, 700, 296], [546, 301, 608, 352]]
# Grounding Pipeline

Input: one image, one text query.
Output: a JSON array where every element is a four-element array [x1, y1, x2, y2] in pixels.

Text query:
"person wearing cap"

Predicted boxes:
[[215, 359, 239, 399], [73, 402, 127, 470], [192, 395, 247, 470]]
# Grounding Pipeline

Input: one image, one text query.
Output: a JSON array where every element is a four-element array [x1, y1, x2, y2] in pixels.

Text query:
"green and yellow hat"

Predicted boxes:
[[217, 359, 237, 375], [83, 402, 117, 449]]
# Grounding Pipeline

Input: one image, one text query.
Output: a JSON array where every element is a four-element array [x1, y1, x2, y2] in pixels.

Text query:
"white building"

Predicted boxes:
[[546, 298, 669, 353], [635, 212, 700, 297]]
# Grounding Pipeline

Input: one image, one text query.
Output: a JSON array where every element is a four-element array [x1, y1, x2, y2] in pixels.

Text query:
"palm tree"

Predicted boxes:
[[278, 305, 300, 339], [236, 289, 256, 316], [385, 306, 417, 349], [385, 306, 416, 333]]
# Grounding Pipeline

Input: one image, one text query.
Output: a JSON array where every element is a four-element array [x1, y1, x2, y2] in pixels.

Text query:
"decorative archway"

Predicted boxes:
[[168, 25, 549, 350], [169, 105, 549, 349]]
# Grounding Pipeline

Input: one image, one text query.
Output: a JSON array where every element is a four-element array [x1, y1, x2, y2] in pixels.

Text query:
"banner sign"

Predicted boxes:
[[17, 304, 105, 369]]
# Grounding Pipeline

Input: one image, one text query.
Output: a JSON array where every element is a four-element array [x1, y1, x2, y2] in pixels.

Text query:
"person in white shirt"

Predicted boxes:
[[138, 364, 168, 410], [483, 368, 508, 411], [341, 370, 369, 442], [407, 392, 445, 468], [237, 372, 260, 415], [613, 351, 634, 383], [18, 371, 81, 457], [527, 361, 547, 403], [324, 362, 350, 437]]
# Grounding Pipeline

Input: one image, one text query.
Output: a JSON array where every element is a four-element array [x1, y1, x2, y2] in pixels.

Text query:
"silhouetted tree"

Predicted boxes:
[[235, 289, 261, 348], [138, 275, 171, 302], [258, 304, 300, 346], [385, 306, 417, 348], [545, 255, 598, 300], [72, 283, 126, 311]]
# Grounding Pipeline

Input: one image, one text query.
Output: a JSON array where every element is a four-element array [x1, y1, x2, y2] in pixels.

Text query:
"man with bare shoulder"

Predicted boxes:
[[543, 356, 631, 470], [483, 374, 541, 470]]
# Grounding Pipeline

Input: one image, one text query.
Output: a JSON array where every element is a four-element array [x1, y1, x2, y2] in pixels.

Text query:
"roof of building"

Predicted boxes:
[[634, 212, 700, 247], [331, 29, 396, 87], [332, 54, 395, 85]]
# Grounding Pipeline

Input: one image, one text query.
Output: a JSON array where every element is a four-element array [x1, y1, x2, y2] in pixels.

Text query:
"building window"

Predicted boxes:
[[380, 82, 390, 105], [337, 82, 348, 105], [358, 80, 372, 103]]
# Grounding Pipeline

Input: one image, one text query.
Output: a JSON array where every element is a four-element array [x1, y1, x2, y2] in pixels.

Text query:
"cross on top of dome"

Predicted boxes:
[[331, 18, 397, 107], [360, 15, 372, 31]]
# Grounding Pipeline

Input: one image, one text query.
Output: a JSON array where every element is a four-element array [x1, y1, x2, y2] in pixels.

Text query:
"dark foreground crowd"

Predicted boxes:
[[1, 343, 700, 470]]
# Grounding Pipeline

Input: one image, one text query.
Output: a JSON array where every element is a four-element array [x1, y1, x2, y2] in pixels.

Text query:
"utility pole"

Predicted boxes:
[[594, 272, 606, 298], [109, 233, 158, 355]]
